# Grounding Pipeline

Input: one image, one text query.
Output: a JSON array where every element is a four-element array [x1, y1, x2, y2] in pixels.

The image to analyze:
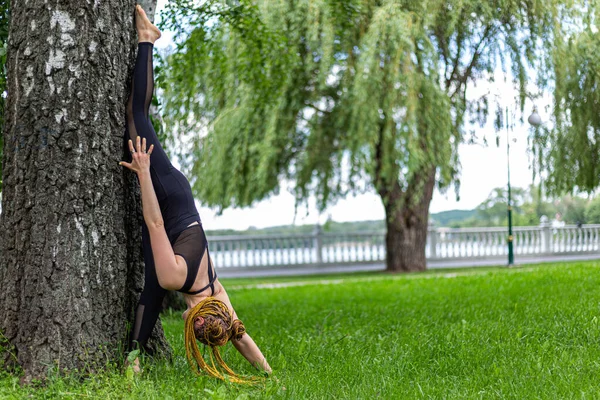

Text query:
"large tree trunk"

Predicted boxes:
[[0, 0, 169, 382], [381, 169, 436, 272], [163, 291, 186, 312]]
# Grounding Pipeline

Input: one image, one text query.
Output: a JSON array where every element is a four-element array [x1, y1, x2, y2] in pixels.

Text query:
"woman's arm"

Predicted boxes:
[[212, 282, 272, 373], [120, 137, 186, 290], [138, 171, 186, 289], [137, 169, 163, 229], [232, 334, 271, 373]]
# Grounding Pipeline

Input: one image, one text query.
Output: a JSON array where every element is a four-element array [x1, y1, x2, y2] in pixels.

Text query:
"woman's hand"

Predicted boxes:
[[120, 136, 154, 176]]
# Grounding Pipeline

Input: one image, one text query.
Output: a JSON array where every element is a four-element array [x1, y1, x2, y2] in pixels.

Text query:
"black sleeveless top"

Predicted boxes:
[[172, 224, 217, 295]]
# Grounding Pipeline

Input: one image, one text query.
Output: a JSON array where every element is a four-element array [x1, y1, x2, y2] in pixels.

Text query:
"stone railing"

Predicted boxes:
[[207, 223, 600, 270], [428, 224, 600, 259]]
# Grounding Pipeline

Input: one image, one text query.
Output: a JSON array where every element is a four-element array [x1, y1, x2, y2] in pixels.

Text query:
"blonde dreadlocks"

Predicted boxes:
[[184, 297, 262, 384]]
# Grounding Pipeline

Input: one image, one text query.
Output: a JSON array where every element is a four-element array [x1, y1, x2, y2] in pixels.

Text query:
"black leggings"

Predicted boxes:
[[126, 43, 201, 350]]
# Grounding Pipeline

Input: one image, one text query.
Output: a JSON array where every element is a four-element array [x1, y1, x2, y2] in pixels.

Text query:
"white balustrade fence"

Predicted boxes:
[[207, 223, 600, 270]]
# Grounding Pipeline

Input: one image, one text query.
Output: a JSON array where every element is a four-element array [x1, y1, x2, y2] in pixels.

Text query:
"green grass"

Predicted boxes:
[[218, 263, 514, 287], [3, 261, 600, 399]]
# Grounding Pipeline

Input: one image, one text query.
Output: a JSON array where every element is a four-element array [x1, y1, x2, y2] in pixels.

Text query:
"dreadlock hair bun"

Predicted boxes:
[[184, 297, 261, 384], [231, 319, 246, 341], [201, 316, 229, 346]]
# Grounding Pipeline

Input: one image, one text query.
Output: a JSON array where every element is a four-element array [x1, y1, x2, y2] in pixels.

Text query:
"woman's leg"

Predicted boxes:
[[131, 224, 167, 351], [125, 42, 172, 175], [126, 42, 169, 351]]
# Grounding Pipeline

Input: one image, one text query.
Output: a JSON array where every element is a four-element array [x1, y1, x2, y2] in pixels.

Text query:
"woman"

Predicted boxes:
[[120, 5, 271, 381]]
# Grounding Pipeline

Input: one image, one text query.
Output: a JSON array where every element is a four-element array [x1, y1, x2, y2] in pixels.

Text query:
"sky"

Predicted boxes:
[[152, 0, 544, 231]]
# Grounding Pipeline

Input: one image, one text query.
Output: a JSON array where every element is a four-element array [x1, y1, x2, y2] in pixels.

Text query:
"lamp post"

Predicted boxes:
[[506, 106, 542, 266]]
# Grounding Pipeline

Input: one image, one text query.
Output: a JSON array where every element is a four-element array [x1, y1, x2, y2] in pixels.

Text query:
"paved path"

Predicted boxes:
[[228, 266, 543, 291], [216, 254, 600, 278]]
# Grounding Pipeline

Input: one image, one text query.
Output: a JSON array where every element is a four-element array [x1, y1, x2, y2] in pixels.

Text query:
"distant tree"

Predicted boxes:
[[470, 186, 587, 227], [476, 187, 528, 226], [440, 185, 583, 228], [526, 186, 555, 223], [158, 0, 583, 271], [585, 197, 600, 224], [557, 194, 588, 224]]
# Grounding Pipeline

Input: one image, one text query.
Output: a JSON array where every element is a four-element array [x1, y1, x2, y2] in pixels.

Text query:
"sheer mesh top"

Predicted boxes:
[[173, 225, 217, 295]]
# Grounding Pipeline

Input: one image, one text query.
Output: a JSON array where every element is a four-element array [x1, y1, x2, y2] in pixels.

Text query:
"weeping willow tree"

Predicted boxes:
[[159, 0, 579, 271], [531, 7, 600, 196]]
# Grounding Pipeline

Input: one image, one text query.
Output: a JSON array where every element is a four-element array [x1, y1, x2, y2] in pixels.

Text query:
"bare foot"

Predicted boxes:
[[131, 357, 142, 374], [135, 4, 161, 44], [124, 356, 142, 375]]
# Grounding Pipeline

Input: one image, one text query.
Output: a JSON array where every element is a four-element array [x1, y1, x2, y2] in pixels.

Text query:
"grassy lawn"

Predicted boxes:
[[2, 261, 600, 399], [219, 263, 530, 287]]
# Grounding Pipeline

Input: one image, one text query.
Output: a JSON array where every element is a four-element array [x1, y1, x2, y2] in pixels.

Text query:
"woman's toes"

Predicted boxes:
[[135, 5, 161, 42], [136, 4, 147, 19]]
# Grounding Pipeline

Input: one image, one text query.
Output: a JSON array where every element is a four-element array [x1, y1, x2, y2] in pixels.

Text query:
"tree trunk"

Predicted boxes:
[[382, 169, 436, 272], [162, 291, 186, 312], [0, 0, 169, 382]]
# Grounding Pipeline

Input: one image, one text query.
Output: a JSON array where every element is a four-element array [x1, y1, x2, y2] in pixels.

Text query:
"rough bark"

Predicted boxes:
[[162, 291, 186, 312], [0, 0, 169, 382], [381, 169, 436, 272]]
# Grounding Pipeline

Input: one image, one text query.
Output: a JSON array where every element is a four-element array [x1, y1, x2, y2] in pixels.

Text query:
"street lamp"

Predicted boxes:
[[507, 106, 542, 266]]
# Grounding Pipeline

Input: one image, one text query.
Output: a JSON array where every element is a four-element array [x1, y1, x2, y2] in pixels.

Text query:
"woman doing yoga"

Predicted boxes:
[[121, 5, 271, 383]]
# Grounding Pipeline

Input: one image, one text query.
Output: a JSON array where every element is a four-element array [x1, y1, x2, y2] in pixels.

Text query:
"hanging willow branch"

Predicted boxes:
[[157, 0, 588, 211]]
